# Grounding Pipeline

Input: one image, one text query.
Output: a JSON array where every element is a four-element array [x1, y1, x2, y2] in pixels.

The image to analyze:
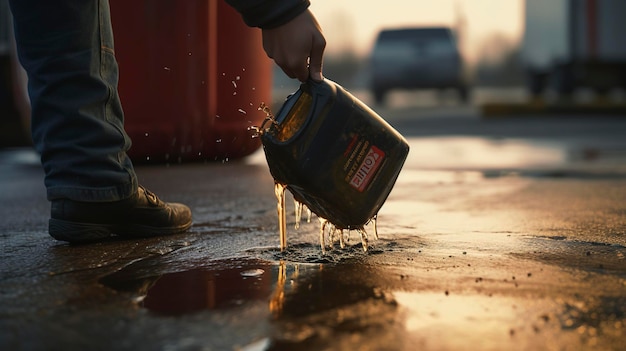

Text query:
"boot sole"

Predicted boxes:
[[49, 218, 193, 243], [115, 221, 193, 238], [49, 219, 114, 243]]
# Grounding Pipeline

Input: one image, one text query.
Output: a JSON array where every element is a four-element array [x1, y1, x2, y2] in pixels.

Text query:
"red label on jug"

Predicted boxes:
[[349, 146, 385, 192]]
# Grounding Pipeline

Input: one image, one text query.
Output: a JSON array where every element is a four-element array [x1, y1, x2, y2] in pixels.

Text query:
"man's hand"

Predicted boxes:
[[261, 9, 325, 82]]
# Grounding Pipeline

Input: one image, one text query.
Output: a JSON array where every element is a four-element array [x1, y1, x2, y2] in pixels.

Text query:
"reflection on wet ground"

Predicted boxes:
[[407, 137, 566, 170], [405, 136, 626, 176], [101, 258, 276, 315], [135, 260, 274, 316]]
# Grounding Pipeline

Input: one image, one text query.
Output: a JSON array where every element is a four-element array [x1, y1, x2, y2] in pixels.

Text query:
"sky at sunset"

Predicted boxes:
[[309, 0, 525, 64]]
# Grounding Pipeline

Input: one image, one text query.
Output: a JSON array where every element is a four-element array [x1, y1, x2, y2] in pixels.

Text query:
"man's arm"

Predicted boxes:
[[224, 0, 325, 82], [224, 0, 310, 29]]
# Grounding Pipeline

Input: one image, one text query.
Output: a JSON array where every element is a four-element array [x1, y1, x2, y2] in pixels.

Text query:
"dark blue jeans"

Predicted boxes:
[[9, 0, 137, 202]]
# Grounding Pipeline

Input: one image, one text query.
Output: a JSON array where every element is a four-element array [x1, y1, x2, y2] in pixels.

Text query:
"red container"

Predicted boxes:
[[109, 0, 272, 162]]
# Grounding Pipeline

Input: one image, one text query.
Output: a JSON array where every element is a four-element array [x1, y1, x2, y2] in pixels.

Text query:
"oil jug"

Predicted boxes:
[[260, 79, 409, 229]]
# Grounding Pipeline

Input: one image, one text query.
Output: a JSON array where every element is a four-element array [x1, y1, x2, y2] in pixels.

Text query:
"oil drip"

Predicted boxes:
[[293, 200, 312, 230], [274, 181, 375, 253], [318, 218, 329, 254], [371, 215, 379, 240], [357, 229, 369, 252], [294, 200, 303, 230], [274, 182, 288, 251]]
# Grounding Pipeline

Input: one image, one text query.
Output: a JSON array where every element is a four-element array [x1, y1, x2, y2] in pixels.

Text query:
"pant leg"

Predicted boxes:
[[8, 0, 137, 202]]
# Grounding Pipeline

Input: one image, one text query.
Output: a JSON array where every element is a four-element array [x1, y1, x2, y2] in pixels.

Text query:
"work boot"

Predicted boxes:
[[49, 185, 192, 244]]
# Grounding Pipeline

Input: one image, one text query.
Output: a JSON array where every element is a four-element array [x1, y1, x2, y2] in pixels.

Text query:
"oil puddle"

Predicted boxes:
[[135, 264, 269, 315], [100, 257, 320, 316], [99, 255, 405, 335], [98, 249, 624, 350]]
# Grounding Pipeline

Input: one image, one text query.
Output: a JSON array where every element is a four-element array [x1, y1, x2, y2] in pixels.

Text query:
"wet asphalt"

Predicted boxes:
[[1, 100, 626, 351]]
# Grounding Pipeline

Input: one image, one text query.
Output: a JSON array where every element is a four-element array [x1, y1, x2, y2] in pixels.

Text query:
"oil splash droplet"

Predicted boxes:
[[248, 103, 277, 139], [258, 103, 278, 130], [274, 182, 288, 251]]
